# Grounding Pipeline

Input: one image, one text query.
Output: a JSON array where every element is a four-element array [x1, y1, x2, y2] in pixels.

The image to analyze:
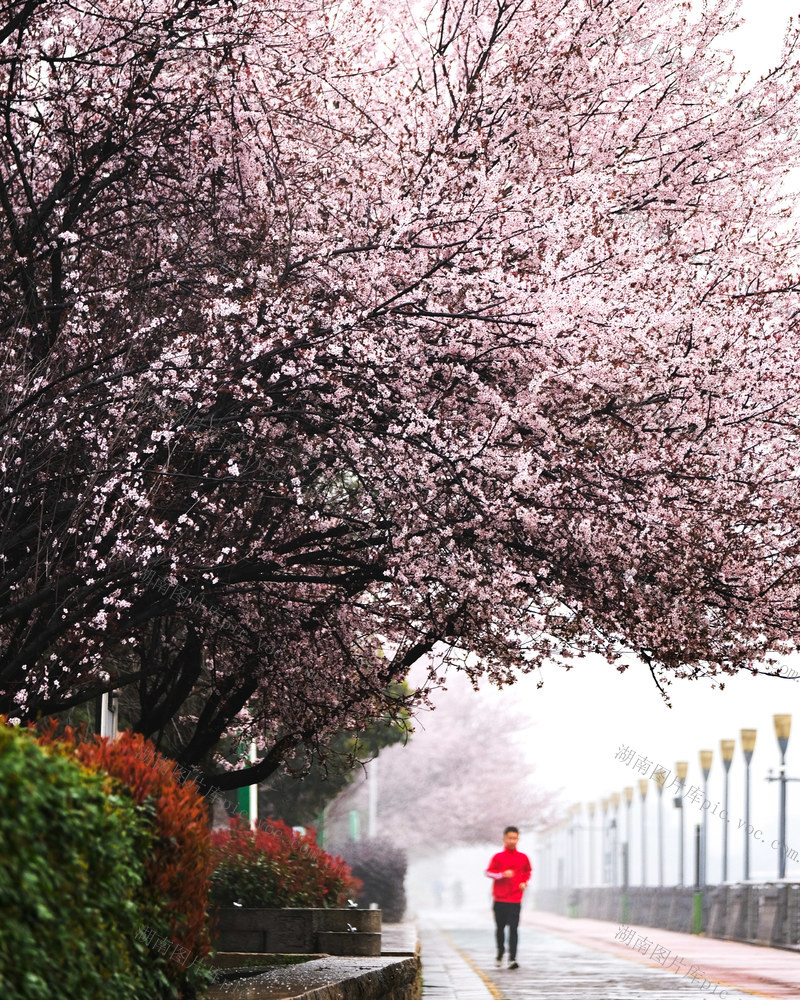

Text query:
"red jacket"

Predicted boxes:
[[485, 848, 532, 903]]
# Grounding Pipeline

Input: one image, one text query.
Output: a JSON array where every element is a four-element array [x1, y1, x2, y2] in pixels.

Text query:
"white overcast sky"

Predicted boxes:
[[417, 1, 800, 889]]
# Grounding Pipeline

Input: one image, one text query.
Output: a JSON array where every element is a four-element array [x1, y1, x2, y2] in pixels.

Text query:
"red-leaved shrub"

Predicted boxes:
[[210, 816, 361, 908], [36, 725, 214, 963]]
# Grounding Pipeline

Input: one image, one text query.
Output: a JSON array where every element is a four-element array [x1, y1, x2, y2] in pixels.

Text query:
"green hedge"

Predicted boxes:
[[0, 726, 175, 1000]]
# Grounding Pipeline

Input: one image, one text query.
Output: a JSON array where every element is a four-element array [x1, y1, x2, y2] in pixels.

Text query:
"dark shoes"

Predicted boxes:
[[508, 960, 519, 969]]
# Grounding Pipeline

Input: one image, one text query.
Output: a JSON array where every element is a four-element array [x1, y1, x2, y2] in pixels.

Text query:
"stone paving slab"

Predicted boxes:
[[442, 923, 762, 999], [416, 910, 795, 1000], [417, 922, 497, 1000], [525, 909, 800, 998], [382, 922, 420, 955]]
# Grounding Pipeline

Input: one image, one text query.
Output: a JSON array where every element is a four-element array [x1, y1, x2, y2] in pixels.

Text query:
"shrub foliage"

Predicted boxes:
[[34, 724, 215, 997], [0, 725, 160, 999], [210, 817, 361, 908], [332, 837, 407, 922]]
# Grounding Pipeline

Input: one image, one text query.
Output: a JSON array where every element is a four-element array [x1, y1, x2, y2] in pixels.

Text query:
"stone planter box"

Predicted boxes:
[[317, 931, 383, 956], [214, 907, 382, 956]]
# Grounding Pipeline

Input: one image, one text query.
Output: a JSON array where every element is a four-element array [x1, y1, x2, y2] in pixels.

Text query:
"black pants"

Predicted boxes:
[[493, 901, 520, 960]]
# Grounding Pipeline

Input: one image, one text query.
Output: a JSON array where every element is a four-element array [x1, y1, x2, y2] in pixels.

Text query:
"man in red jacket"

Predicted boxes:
[[484, 826, 532, 969]]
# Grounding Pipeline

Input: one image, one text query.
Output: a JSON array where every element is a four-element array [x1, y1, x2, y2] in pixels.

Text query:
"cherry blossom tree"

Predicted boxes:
[[3, 0, 800, 786], [326, 676, 559, 851]]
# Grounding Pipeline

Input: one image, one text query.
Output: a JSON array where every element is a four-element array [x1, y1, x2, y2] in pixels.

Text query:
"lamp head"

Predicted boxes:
[[721, 739, 735, 772], [653, 768, 667, 791], [774, 714, 791, 758], [740, 728, 756, 764], [611, 791, 621, 809], [638, 779, 648, 799], [624, 786, 634, 805], [676, 761, 688, 782], [699, 749, 713, 779]]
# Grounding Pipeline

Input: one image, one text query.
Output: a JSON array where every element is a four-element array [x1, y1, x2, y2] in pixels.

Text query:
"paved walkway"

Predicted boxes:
[[381, 921, 419, 955], [417, 908, 800, 999], [417, 921, 496, 1000], [526, 910, 800, 998]]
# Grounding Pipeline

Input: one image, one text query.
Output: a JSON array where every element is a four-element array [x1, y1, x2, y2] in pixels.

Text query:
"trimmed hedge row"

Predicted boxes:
[[0, 721, 371, 999], [39, 726, 215, 970], [210, 817, 361, 908], [0, 725, 157, 998], [0, 724, 215, 1000]]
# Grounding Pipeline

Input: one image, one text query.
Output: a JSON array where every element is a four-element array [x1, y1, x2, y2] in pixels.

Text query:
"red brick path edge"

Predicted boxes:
[[523, 910, 800, 999]]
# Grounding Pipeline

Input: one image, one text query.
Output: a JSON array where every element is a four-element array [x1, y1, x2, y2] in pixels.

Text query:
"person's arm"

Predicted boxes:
[[519, 854, 532, 890], [485, 854, 504, 880]]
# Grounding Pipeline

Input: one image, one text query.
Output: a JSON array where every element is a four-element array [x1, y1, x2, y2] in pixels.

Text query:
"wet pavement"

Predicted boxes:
[[201, 924, 418, 999], [418, 909, 799, 1000], [203, 954, 415, 1000], [199, 912, 800, 999]]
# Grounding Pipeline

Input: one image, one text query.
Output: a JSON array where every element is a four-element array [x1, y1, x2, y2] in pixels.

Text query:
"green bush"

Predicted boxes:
[[0, 725, 174, 1000], [36, 726, 216, 999], [330, 837, 407, 921]]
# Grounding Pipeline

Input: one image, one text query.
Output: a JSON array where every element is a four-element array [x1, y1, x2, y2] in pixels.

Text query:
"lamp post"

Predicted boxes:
[[588, 802, 596, 886], [623, 787, 633, 918], [624, 786, 634, 857], [654, 769, 667, 887], [96, 690, 119, 740], [570, 804, 581, 887], [368, 756, 379, 838], [601, 797, 610, 884], [638, 779, 648, 886], [720, 740, 735, 882], [610, 792, 620, 885], [770, 715, 792, 879], [741, 729, 756, 880], [565, 811, 572, 887], [675, 761, 688, 886], [699, 750, 713, 887]]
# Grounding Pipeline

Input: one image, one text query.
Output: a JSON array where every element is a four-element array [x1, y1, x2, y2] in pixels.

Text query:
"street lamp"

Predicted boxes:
[[588, 802, 596, 886], [602, 797, 610, 884], [624, 786, 633, 891], [720, 740, 735, 882], [699, 750, 713, 887], [572, 803, 583, 887], [611, 792, 621, 886], [654, 769, 667, 887], [741, 729, 756, 880], [638, 779, 648, 886], [675, 761, 688, 886], [771, 715, 791, 879]]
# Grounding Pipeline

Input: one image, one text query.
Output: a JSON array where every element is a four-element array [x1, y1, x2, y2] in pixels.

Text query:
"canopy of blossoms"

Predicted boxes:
[[2, 0, 800, 783]]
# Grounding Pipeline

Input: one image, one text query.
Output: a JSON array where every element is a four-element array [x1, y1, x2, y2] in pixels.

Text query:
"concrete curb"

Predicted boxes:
[[203, 926, 421, 1000]]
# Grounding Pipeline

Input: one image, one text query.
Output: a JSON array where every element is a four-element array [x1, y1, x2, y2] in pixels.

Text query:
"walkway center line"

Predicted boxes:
[[437, 927, 506, 1000]]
